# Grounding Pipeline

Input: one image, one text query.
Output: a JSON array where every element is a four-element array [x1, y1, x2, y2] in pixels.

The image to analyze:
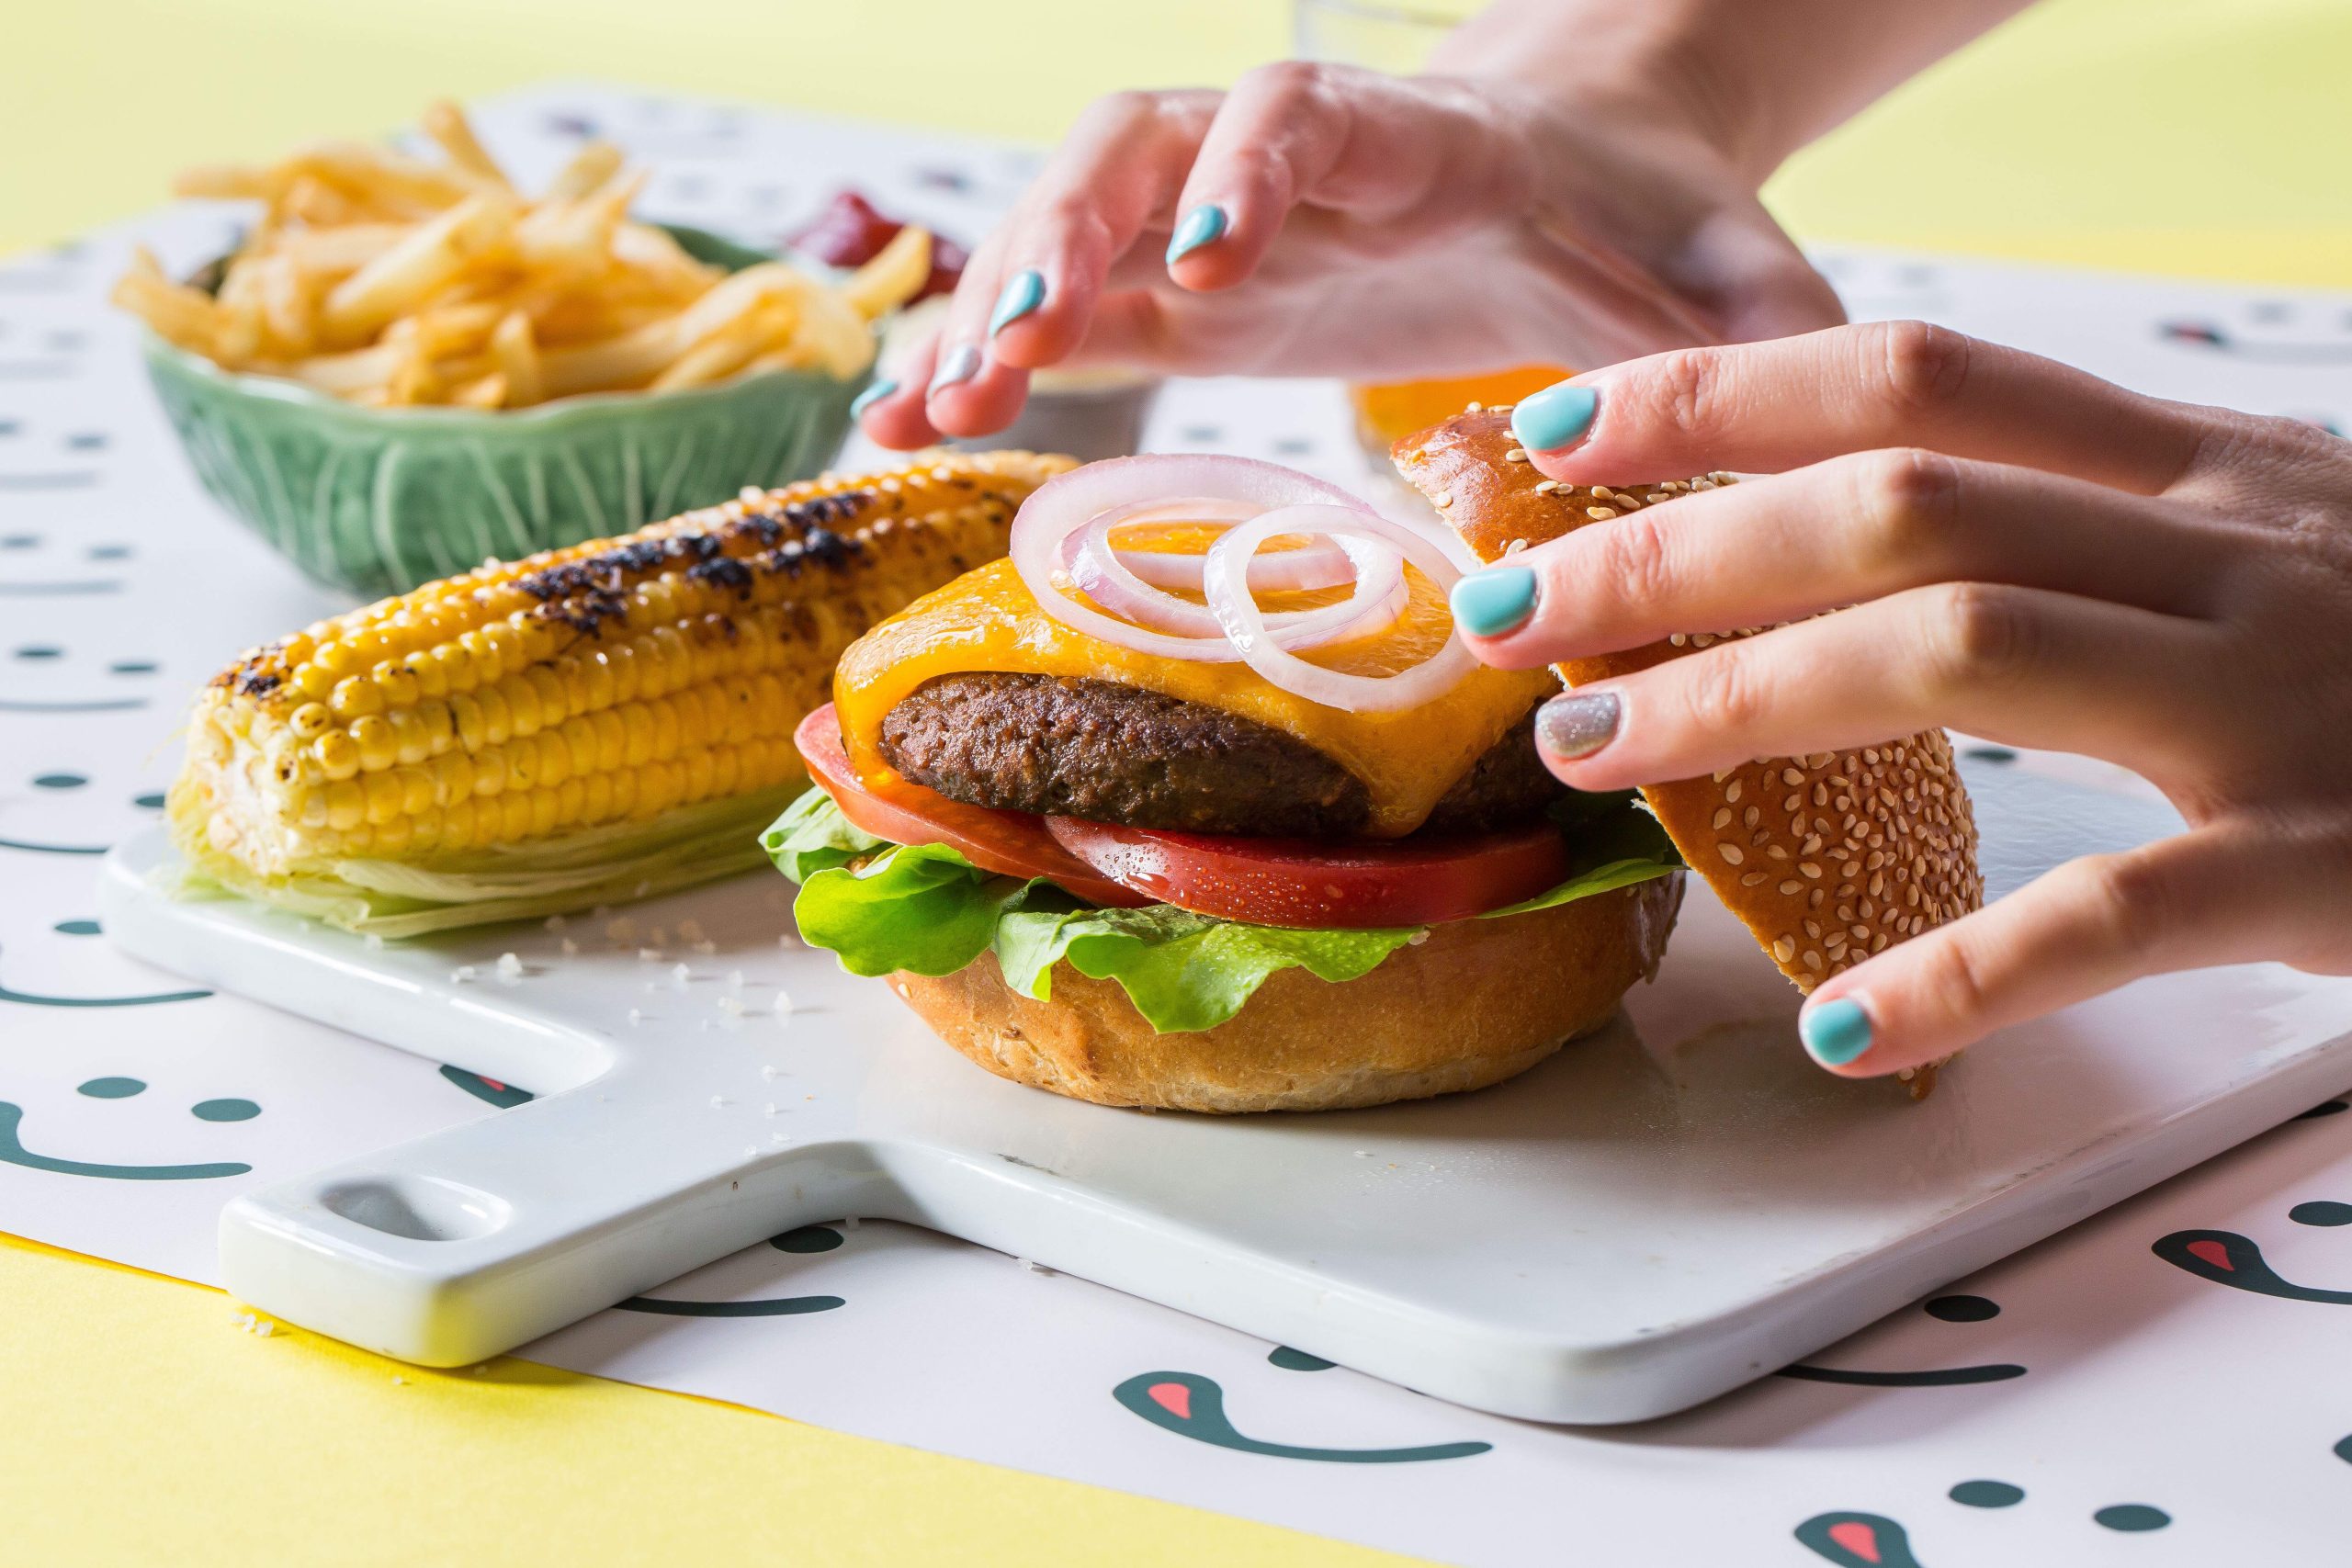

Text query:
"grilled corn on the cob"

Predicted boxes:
[[171, 449, 1074, 935]]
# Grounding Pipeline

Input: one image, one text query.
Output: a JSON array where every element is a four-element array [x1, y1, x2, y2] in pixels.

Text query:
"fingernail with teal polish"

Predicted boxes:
[[930, 343, 980, 394], [1450, 566, 1537, 637], [1510, 381, 1599, 454], [850, 378, 897, 419], [1165, 204, 1227, 265], [989, 269, 1046, 335], [1800, 997, 1874, 1066], [1534, 691, 1620, 761]]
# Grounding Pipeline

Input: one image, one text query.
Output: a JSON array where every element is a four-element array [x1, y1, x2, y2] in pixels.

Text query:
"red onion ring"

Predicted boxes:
[[1204, 505, 1481, 713], [1011, 455, 1385, 662]]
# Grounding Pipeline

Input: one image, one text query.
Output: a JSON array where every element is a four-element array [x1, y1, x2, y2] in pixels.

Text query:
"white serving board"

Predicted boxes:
[[99, 753, 2352, 1423]]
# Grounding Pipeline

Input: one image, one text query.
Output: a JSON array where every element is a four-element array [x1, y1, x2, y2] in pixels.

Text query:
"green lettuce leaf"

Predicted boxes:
[[765, 787, 1683, 1034]]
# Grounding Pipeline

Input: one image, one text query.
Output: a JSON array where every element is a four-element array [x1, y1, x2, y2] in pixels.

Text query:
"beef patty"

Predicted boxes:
[[876, 672, 1564, 839]]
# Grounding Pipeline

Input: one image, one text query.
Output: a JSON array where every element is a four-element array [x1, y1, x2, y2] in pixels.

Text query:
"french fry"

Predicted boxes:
[[274, 223, 413, 274], [447, 371, 510, 410], [489, 311, 545, 406], [421, 100, 512, 191], [837, 225, 931, 321], [284, 344, 404, 398], [288, 141, 483, 214], [546, 141, 626, 202], [257, 255, 317, 355], [650, 304, 788, 391], [321, 191, 517, 344], [110, 253, 220, 355], [773, 270, 876, 378], [514, 170, 645, 279], [277, 175, 363, 227], [120, 105, 918, 408]]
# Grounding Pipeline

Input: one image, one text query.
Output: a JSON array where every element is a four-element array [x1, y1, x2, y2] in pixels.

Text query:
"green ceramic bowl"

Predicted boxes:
[[143, 226, 871, 599]]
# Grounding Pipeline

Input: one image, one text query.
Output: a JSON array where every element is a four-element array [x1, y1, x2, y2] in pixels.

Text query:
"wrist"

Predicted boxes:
[[1429, 0, 1784, 183]]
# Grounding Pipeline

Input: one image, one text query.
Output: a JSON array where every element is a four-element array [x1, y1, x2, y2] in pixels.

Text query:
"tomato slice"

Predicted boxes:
[[793, 705, 1149, 908], [1044, 817, 1574, 930]]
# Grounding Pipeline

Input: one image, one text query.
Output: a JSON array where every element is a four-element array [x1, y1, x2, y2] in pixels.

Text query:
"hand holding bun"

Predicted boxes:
[[1400, 406, 1983, 1097], [1436, 322, 2352, 1085]]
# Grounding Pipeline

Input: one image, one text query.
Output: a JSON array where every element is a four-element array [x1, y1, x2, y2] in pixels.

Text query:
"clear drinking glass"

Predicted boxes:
[[1294, 0, 1575, 459]]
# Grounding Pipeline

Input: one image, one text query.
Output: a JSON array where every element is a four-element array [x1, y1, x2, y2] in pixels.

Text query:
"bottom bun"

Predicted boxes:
[[891, 874, 1686, 1113]]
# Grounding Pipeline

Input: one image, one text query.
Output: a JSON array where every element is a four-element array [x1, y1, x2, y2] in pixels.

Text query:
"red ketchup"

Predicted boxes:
[[786, 191, 967, 302]]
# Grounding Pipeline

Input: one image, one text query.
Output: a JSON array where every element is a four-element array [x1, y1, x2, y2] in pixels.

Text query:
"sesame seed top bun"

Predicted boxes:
[[1393, 409, 1984, 1017]]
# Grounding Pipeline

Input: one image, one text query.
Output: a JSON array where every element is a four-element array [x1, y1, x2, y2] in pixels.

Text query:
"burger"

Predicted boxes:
[[763, 412, 1982, 1111]]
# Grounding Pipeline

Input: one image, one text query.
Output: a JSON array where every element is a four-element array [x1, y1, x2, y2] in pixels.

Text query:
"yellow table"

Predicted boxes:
[[2, 2, 2345, 1562]]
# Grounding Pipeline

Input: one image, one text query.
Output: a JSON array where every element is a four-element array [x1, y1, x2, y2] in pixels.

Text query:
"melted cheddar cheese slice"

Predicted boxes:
[[832, 558, 1559, 838]]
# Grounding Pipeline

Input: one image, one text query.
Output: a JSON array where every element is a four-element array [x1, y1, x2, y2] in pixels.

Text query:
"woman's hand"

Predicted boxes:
[[856, 61, 1841, 448], [1450, 322, 2352, 1077]]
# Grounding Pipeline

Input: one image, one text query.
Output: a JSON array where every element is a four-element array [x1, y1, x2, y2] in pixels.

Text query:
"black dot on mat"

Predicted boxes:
[[1950, 1480, 2024, 1508], [64, 432, 107, 450], [0, 534, 37, 548], [1272, 436, 1315, 457], [132, 792, 165, 809], [2093, 1505, 2170, 1533], [1924, 1294, 1999, 1322], [14, 645, 62, 660], [86, 544, 131, 561], [769, 1225, 843, 1254], [52, 919, 100, 936], [108, 660, 156, 675], [45, 331, 85, 352], [32, 773, 86, 789], [0, 420, 18, 436], [2290, 1201, 2352, 1227], [1268, 1346, 1336, 1371], [1963, 747, 2018, 763], [1179, 425, 1223, 444]]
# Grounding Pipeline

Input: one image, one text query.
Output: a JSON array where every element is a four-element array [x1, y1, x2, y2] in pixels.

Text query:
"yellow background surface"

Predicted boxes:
[[1, 1, 2345, 1562]]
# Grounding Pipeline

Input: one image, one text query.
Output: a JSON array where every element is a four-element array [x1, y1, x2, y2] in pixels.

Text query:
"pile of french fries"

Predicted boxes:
[[113, 102, 931, 409]]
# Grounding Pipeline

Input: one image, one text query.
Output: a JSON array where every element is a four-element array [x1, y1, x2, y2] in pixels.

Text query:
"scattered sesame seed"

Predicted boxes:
[[628, 1008, 644, 1026], [761, 1065, 783, 1079], [363, 932, 384, 951], [450, 965, 478, 984], [670, 963, 692, 991], [710, 1095, 731, 1109], [495, 952, 523, 983], [544, 914, 567, 931]]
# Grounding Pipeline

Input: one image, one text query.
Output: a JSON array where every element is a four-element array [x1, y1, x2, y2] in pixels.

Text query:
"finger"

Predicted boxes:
[[1530, 585, 2220, 794], [1511, 321, 2212, 496], [943, 89, 1217, 390], [1795, 825, 2276, 1078], [856, 332, 944, 450], [1454, 452, 2233, 667], [1168, 64, 1530, 292]]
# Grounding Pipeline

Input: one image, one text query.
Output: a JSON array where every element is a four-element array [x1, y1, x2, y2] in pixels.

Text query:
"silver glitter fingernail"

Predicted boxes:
[[1536, 692, 1621, 760]]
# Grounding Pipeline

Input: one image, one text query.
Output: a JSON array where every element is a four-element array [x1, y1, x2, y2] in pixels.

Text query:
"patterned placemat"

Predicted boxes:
[[6, 84, 2352, 1565]]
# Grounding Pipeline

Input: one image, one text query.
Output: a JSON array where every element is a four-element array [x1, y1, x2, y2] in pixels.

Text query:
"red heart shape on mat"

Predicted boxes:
[[1826, 1519, 1883, 1562]]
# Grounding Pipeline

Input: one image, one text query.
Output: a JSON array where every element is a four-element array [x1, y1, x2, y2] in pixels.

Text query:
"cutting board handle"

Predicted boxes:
[[217, 1060, 885, 1365]]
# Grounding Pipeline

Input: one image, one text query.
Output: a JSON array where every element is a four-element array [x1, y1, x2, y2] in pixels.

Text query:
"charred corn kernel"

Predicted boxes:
[[374, 663, 421, 709], [171, 451, 1074, 887]]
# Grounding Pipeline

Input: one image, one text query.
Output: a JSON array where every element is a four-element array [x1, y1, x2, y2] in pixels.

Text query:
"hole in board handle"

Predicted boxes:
[[318, 1176, 513, 1241]]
